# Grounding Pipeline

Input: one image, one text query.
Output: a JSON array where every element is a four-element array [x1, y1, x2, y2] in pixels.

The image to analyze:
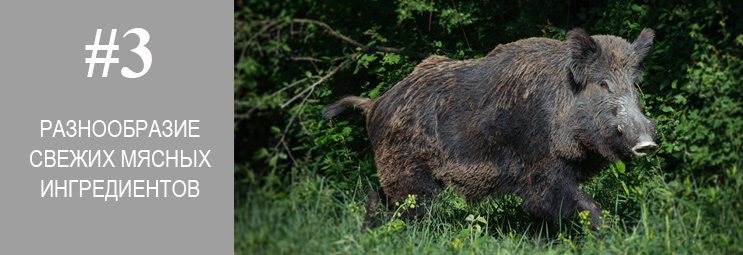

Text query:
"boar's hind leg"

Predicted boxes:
[[377, 156, 442, 223], [362, 190, 385, 229]]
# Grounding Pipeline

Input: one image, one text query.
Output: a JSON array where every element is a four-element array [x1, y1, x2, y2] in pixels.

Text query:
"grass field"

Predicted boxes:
[[235, 162, 742, 254]]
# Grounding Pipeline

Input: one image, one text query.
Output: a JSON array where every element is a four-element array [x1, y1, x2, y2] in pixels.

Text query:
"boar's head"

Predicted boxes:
[[567, 28, 658, 161]]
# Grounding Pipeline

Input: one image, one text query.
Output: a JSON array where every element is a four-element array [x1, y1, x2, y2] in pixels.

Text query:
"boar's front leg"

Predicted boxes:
[[576, 190, 606, 231], [522, 173, 606, 233]]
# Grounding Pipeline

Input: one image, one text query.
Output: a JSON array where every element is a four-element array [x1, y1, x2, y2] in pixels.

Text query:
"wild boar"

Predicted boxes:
[[323, 28, 658, 231]]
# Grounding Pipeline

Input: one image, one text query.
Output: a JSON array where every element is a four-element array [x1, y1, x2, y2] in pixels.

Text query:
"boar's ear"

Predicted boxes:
[[632, 28, 655, 61], [567, 28, 601, 88]]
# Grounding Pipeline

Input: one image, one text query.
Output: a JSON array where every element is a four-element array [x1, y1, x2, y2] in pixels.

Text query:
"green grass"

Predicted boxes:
[[235, 163, 743, 254]]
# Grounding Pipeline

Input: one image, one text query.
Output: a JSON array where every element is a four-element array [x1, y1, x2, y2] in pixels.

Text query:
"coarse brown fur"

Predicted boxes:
[[324, 28, 657, 232]]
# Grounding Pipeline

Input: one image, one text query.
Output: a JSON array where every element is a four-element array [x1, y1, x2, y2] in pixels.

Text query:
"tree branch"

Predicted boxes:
[[370, 46, 429, 59], [235, 76, 319, 117], [290, 18, 429, 59], [290, 56, 326, 62], [234, 58, 350, 120], [291, 18, 366, 49], [281, 59, 350, 109], [235, 18, 427, 123], [450, 0, 471, 49]]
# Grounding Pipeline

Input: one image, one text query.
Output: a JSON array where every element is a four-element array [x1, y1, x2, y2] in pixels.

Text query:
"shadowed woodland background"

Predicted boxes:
[[235, 0, 742, 253]]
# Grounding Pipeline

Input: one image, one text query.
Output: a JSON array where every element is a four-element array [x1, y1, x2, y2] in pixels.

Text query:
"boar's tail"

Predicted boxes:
[[322, 96, 373, 119]]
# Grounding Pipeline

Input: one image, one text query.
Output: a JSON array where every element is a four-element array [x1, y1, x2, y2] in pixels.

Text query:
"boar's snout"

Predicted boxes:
[[618, 97, 658, 157], [631, 135, 658, 157]]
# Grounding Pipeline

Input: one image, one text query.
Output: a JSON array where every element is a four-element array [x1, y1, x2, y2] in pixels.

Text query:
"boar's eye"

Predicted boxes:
[[599, 80, 610, 92]]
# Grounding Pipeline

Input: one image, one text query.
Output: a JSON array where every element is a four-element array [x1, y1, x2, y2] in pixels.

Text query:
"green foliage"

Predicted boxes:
[[372, 194, 418, 237], [452, 214, 488, 252], [637, 0, 743, 172], [236, 0, 743, 253]]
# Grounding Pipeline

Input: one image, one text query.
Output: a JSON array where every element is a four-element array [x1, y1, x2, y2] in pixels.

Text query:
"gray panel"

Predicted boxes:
[[0, 1, 232, 254]]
